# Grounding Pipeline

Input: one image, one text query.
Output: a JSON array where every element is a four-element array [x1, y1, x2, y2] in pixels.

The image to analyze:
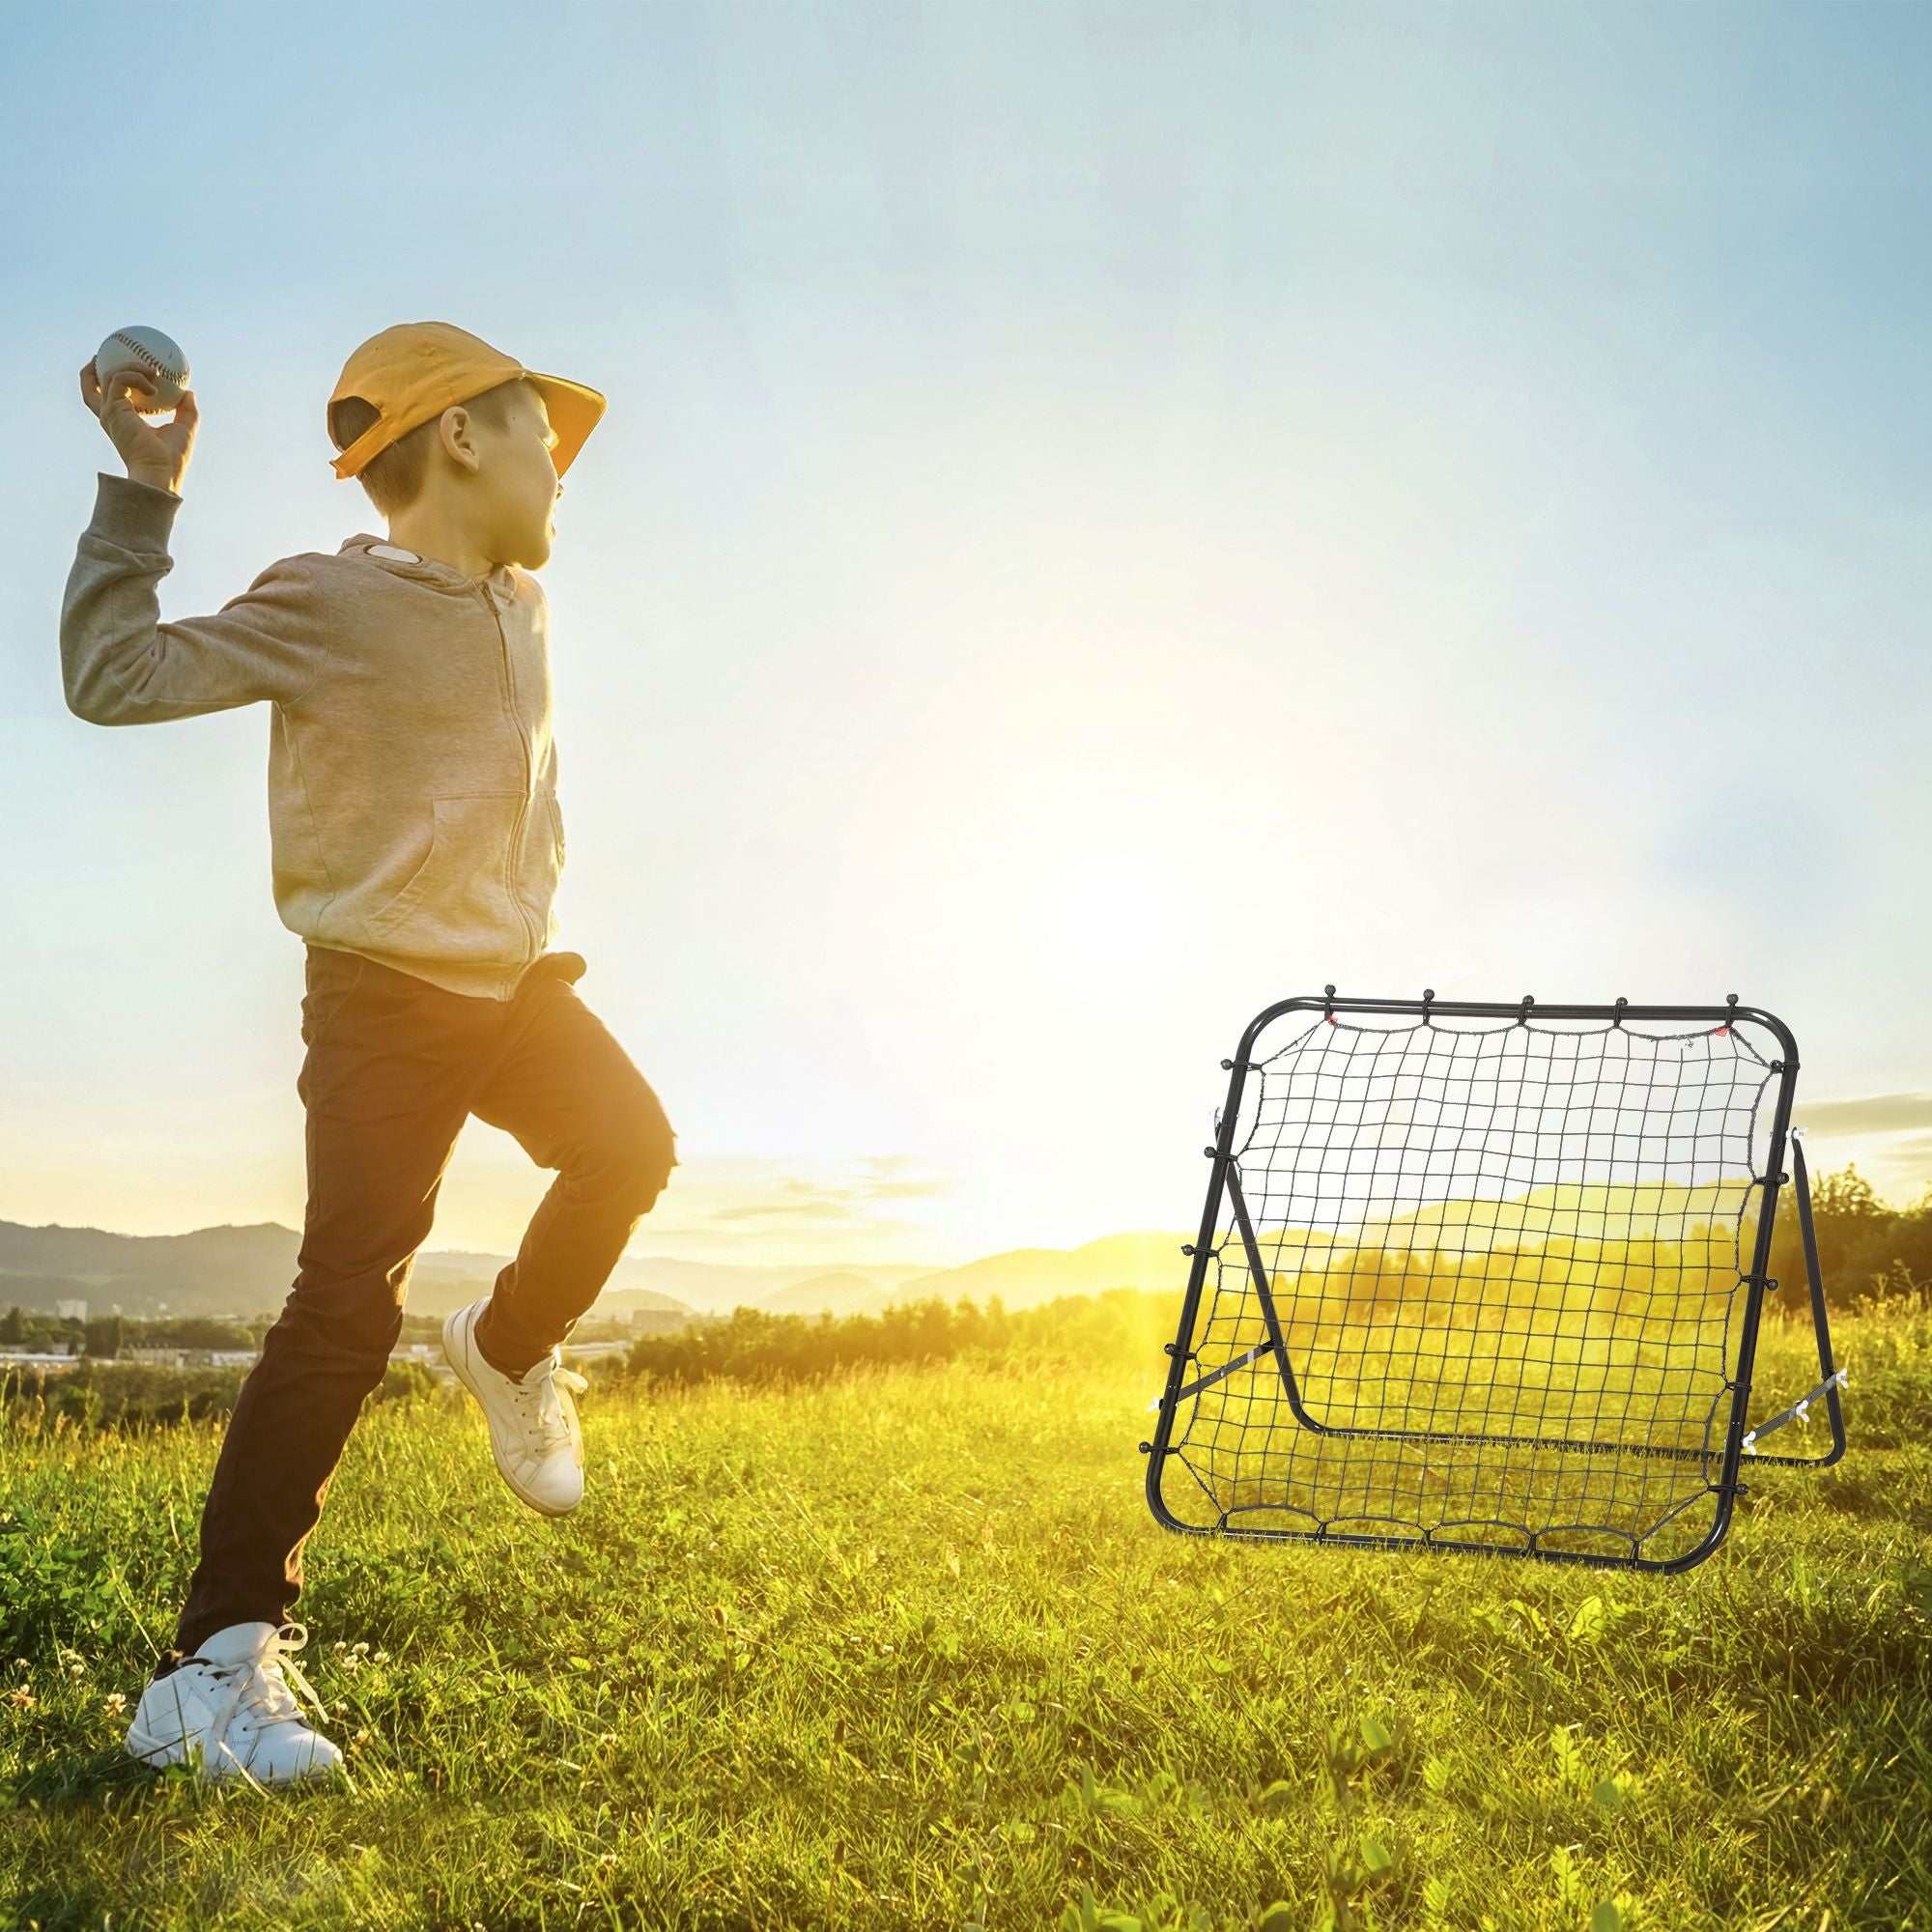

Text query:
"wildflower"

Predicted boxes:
[[7, 1689, 35, 1711], [374, 1651, 389, 1663], [103, 1691, 127, 1715]]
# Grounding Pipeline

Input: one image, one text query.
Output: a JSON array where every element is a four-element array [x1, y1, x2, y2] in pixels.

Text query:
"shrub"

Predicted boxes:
[[619, 1289, 1170, 1389], [371, 1358, 439, 1406], [0, 1353, 441, 1434], [1, 1361, 248, 1434]]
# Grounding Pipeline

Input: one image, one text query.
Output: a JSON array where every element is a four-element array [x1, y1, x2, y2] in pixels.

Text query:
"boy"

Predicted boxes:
[[61, 321, 679, 1785]]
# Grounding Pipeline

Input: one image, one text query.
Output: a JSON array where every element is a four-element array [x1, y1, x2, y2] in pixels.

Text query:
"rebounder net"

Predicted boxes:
[[1145, 994, 1844, 1571]]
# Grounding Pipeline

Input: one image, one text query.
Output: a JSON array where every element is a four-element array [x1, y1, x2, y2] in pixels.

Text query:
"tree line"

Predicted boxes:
[[1763, 1162, 1932, 1312], [0, 1309, 261, 1357], [612, 1289, 1171, 1388]]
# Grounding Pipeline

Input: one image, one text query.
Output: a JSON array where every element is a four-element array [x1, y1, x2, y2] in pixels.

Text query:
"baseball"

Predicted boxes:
[[94, 326, 190, 415]]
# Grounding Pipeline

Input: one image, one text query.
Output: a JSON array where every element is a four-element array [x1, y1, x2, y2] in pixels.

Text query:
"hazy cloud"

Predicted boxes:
[[846, 1157, 956, 1201], [714, 1198, 864, 1223], [634, 1154, 957, 1255], [1863, 1132, 1932, 1204], [745, 1160, 953, 1210], [1794, 1094, 1932, 1138]]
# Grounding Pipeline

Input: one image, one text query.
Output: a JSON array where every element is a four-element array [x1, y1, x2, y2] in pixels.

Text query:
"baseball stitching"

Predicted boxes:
[[109, 331, 184, 385]]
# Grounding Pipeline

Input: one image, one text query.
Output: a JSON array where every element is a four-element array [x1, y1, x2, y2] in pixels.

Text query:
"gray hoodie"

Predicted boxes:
[[61, 472, 565, 1001]]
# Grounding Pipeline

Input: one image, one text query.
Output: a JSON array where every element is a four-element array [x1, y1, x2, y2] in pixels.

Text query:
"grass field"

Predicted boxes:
[[2, 1297, 1929, 1931]]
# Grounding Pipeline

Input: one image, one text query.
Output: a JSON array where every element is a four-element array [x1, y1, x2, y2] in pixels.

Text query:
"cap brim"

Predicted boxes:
[[525, 372, 607, 479]]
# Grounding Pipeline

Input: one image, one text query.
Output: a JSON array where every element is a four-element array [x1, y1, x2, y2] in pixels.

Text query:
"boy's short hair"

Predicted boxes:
[[327, 378, 529, 517]]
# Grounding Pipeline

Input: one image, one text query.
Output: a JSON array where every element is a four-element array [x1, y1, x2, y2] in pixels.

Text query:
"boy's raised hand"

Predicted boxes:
[[79, 359, 199, 497]]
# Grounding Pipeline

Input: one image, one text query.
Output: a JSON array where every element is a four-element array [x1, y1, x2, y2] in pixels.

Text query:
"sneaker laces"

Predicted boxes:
[[506, 1351, 588, 1452], [199, 1622, 331, 1743]]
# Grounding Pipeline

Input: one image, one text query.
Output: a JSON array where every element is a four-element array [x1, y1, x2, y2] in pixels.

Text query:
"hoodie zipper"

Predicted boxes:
[[481, 584, 538, 969]]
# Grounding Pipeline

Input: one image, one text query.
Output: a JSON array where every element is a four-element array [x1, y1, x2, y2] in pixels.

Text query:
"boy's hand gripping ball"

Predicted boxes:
[[92, 327, 190, 414]]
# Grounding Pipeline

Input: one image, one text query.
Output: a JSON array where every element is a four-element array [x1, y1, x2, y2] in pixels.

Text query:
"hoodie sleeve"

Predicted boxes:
[[60, 473, 330, 724]]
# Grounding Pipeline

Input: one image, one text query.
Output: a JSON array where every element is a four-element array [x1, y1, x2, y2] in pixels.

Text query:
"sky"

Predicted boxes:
[[1, 0, 1929, 1269]]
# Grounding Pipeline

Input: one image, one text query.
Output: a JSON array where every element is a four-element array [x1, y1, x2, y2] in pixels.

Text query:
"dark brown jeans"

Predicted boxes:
[[159, 942, 677, 1667]]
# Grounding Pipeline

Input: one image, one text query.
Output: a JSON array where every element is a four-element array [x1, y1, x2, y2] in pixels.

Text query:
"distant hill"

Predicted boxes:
[[380, 1271, 703, 1323], [0, 1220, 301, 1320], [887, 1231, 1198, 1311], [0, 1214, 1203, 1322], [0, 1177, 1755, 1327], [762, 1271, 894, 1317], [410, 1248, 937, 1316], [579, 1253, 933, 1315], [0, 1218, 931, 1321]]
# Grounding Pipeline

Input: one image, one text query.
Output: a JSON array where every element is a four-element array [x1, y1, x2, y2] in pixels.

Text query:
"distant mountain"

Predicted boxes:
[[0, 1177, 1769, 1326], [887, 1231, 1197, 1311], [0, 1218, 934, 1321], [589, 1289, 702, 1327], [379, 1270, 702, 1323], [410, 1246, 936, 1315], [0, 1220, 301, 1320], [583, 1254, 933, 1315], [761, 1271, 894, 1317]]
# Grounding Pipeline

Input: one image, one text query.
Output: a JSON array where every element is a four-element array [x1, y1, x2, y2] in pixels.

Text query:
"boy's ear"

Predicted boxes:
[[439, 404, 483, 471]]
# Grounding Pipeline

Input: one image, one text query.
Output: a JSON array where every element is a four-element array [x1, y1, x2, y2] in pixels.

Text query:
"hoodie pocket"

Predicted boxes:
[[511, 788, 565, 944], [366, 793, 526, 948]]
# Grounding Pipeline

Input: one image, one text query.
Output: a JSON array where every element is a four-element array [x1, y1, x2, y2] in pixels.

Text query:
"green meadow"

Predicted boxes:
[[2, 1292, 1928, 1932]]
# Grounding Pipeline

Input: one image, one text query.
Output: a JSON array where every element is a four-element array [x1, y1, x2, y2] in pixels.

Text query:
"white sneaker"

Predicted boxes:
[[441, 1297, 588, 1517], [125, 1621, 344, 1785]]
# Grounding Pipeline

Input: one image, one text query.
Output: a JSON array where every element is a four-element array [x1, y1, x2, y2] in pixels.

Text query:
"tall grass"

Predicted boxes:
[[1, 1296, 1926, 1930]]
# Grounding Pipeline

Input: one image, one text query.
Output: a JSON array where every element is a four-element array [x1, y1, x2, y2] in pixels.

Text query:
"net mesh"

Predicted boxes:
[[1154, 1008, 1789, 1566]]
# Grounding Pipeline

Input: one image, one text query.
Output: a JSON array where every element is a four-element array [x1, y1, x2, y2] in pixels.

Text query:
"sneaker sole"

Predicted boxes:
[[441, 1306, 582, 1519]]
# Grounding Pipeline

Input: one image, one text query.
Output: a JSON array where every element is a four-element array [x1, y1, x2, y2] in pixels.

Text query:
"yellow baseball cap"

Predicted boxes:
[[327, 321, 606, 481]]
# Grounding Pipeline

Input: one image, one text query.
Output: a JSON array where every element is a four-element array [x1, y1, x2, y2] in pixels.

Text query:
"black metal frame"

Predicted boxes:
[[1143, 992, 1847, 1573]]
